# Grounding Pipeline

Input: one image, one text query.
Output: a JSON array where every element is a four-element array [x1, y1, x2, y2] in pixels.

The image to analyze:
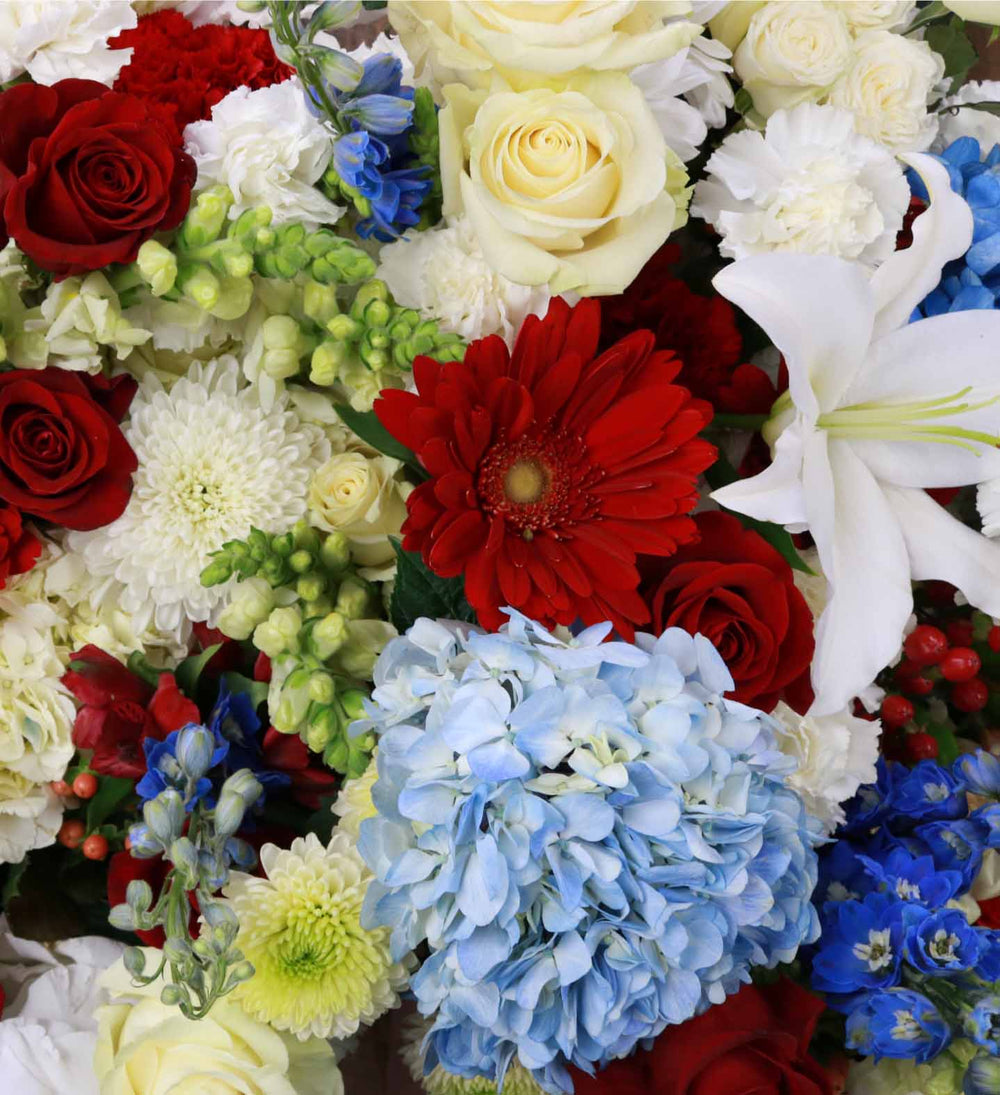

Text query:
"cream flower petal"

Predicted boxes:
[[711, 424, 808, 527]]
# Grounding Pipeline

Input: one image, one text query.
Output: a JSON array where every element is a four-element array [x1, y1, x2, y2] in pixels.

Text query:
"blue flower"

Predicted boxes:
[[961, 750, 1000, 800], [333, 129, 428, 240], [965, 1054, 1000, 1095], [846, 988, 951, 1063], [357, 614, 821, 1092], [908, 818, 987, 891], [968, 996, 1000, 1054], [975, 930, 1000, 981], [209, 681, 290, 801], [858, 847, 965, 909], [910, 137, 1000, 318], [892, 760, 968, 827], [841, 757, 900, 834], [904, 907, 982, 975], [136, 724, 229, 808]]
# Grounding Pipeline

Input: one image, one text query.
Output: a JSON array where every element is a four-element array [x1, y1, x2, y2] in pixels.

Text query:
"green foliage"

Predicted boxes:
[[926, 18, 979, 94], [333, 403, 422, 471], [389, 541, 477, 634], [409, 87, 443, 228], [86, 777, 135, 832]]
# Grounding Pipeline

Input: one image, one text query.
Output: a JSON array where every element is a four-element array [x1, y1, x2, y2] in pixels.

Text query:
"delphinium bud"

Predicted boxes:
[[143, 790, 185, 846], [175, 726, 216, 782]]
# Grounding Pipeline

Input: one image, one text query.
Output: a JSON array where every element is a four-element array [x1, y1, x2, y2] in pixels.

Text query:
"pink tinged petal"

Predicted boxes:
[[710, 424, 809, 528]]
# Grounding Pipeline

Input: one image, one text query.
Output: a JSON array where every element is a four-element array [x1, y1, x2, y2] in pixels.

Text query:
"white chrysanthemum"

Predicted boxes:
[[66, 358, 328, 643], [223, 832, 411, 1041], [184, 80, 344, 228], [0, 0, 136, 85], [693, 102, 909, 264], [377, 217, 550, 346], [939, 80, 1000, 152], [331, 754, 379, 840], [770, 700, 881, 832]]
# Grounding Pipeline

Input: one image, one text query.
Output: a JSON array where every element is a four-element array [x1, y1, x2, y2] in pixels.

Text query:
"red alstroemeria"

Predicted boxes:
[[63, 646, 200, 780], [376, 297, 716, 636], [261, 728, 339, 810]]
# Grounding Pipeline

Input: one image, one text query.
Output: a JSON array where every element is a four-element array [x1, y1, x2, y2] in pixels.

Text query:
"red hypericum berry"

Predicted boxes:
[[902, 675, 935, 697], [881, 695, 915, 727], [894, 659, 923, 683], [903, 625, 949, 666], [82, 834, 109, 861], [57, 819, 85, 849], [906, 732, 939, 761], [50, 779, 71, 796], [941, 647, 982, 682], [952, 677, 990, 713], [990, 626, 1000, 653], [72, 772, 98, 800], [947, 619, 975, 647]]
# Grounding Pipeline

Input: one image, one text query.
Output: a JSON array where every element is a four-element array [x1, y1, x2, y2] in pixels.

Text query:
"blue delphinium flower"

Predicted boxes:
[[857, 847, 965, 909], [846, 988, 951, 1063], [959, 751, 1000, 800], [136, 725, 229, 807], [910, 137, 1000, 318], [209, 680, 290, 802], [904, 907, 982, 976], [968, 996, 1000, 1055], [356, 611, 822, 1093], [965, 1053, 1000, 1095], [892, 760, 968, 827]]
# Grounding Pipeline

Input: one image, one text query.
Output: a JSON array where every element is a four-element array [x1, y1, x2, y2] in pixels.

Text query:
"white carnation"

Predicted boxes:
[[0, 0, 136, 85], [770, 700, 881, 832], [693, 102, 909, 264], [377, 217, 550, 346], [184, 80, 344, 229], [0, 777, 64, 867]]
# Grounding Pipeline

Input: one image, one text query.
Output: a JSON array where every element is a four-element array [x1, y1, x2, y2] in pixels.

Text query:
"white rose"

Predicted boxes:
[[309, 453, 411, 574], [440, 72, 690, 295], [94, 954, 343, 1095], [389, 0, 702, 90], [184, 80, 344, 228], [828, 29, 945, 152], [945, 0, 1000, 22], [692, 102, 909, 263], [733, 1, 853, 117], [839, 1, 916, 33]]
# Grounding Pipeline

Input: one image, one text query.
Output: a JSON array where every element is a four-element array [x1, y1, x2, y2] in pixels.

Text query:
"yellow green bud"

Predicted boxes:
[[179, 264, 220, 310], [288, 548, 314, 574], [313, 610, 349, 659], [323, 735, 350, 771], [308, 671, 337, 704], [253, 605, 302, 658], [296, 572, 327, 602], [335, 577, 371, 621], [302, 279, 340, 326], [327, 314, 361, 340], [319, 530, 351, 572], [309, 339, 349, 386], [136, 240, 178, 297], [293, 521, 321, 552]]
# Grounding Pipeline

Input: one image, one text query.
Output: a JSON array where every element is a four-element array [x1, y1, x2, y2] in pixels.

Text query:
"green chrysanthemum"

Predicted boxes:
[[223, 831, 410, 1039]]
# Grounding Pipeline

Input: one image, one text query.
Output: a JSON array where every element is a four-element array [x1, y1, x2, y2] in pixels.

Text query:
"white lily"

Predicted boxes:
[[711, 152, 1000, 716]]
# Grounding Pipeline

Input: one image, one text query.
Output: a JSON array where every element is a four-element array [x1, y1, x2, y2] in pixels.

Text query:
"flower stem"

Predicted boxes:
[[710, 413, 768, 432]]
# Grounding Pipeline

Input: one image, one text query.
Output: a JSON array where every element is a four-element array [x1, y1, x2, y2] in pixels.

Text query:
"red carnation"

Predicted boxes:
[[642, 511, 814, 712], [0, 505, 40, 589], [600, 243, 776, 414], [375, 298, 716, 636], [112, 10, 294, 141]]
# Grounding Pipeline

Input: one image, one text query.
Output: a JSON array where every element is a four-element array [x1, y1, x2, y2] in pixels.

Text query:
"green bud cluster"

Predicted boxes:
[[408, 87, 442, 229]]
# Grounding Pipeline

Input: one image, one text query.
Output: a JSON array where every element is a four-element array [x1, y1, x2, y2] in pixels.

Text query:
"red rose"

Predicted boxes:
[[0, 504, 40, 588], [643, 511, 814, 712], [572, 979, 834, 1095], [0, 79, 194, 277], [64, 646, 200, 780], [0, 368, 137, 530]]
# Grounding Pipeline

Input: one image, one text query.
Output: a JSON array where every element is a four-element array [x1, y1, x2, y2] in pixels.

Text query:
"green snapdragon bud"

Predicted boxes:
[[312, 610, 348, 659], [178, 264, 220, 310], [179, 186, 233, 248], [322, 734, 350, 772], [261, 314, 306, 379], [253, 605, 303, 658], [335, 576, 371, 620], [319, 530, 350, 572], [308, 671, 337, 704], [309, 339, 351, 386], [208, 275, 254, 320], [302, 279, 340, 326], [136, 240, 179, 296], [296, 572, 327, 602], [201, 556, 234, 587], [288, 548, 315, 574]]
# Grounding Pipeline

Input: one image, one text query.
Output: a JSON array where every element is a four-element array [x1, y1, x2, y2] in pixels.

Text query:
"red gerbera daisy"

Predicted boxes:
[[375, 297, 716, 637]]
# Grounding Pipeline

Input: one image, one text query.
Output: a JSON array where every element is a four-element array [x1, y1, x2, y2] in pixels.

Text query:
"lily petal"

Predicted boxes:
[[712, 252, 874, 418], [711, 423, 809, 527]]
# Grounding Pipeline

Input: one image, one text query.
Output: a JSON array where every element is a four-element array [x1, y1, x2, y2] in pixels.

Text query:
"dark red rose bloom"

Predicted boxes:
[[600, 243, 776, 414], [64, 646, 200, 780], [0, 78, 194, 277], [0, 368, 137, 530], [112, 10, 294, 142], [108, 851, 199, 947], [376, 297, 716, 636], [261, 727, 339, 810], [572, 979, 834, 1095], [642, 511, 814, 713], [0, 504, 40, 589]]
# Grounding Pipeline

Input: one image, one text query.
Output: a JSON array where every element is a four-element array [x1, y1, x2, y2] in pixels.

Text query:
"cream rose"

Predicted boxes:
[[94, 955, 343, 1095], [440, 72, 690, 295], [733, 1, 853, 117], [945, 1, 1000, 23], [828, 29, 945, 152], [389, 0, 702, 90], [839, 1, 916, 33], [308, 453, 411, 576]]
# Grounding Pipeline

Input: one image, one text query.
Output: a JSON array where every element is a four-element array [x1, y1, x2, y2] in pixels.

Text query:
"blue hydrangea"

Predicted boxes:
[[355, 611, 822, 1092], [846, 988, 951, 1063], [910, 137, 1000, 318]]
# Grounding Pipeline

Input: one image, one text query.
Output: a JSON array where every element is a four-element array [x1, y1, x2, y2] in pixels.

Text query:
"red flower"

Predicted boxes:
[[64, 646, 200, 780], [112, 10, 294, 142], [600, 243, 775, 414], [0, 79, 194, 277], [642, 512, 814, 712], [261, 727, 339, 810], [0, 368, 137, 530], [375, 298, 716, 636], [571, 979, 834, 1095], [108, 851, 199, 947], [0, 504, 40, 589]]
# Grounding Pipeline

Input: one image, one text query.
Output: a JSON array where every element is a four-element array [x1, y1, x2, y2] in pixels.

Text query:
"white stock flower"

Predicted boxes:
[[66, 358, 328, 643], [0, 1, 136, 85], [828, 29, 944, 153], [377, 216, 550, 344], [692, 103, 909, 264], [184, 80, 344, 229]]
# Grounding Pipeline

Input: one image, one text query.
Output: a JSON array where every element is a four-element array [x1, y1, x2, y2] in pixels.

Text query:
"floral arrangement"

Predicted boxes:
[[4, 3, 1000, 1095]]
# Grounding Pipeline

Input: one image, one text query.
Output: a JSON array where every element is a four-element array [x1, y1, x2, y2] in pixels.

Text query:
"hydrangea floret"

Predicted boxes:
[[356, 610, 822, 1092]]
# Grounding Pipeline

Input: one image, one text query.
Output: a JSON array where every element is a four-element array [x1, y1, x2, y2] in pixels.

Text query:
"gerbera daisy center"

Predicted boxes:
[[504, 459, 548, 505]]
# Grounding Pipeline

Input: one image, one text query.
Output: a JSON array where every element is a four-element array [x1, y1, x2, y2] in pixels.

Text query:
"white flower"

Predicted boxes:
[[632, 46, 716, 162], [0, 778, 63, 866], [377, 217, 550, 345], [184, 80, 344, 229], [678, 32, 735, 130], [770, 701, 880, 831], [66, 358, 328, 643], [938, 81, 1000, 151], [978, 478, 1000, 537], [828, 29, 944, 153], [692, 102, 909, 264], [133, 0, 270, 25], [710, 153, 1000, 715], [0, 0, 136, 85], [331, 754, 379, 840], [839, 2, 916, 34]]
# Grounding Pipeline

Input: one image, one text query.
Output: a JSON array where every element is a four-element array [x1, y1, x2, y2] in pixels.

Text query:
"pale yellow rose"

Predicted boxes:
[[838, 1, 916, 33], [308, 452, 411, 574], [733, 1, 853, 117], [93, 954, 343, 1095], [389, 0, 702, 90], [709, 1, 765, 50], [945, 0, 1000, 23], [440, 72, 690, 295]]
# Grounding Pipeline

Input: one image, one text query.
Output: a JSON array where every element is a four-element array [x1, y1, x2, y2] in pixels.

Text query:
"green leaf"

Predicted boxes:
[[175, 643, 221, 698], [86, 776, 135, 832], [926, 722, 960, 767], [925, 19, 979, 93], [962, 100, 1000, 116], [334, 404, 424, 474], [1, 857, 29, 908], [903, 0, 947, 34], [733, 87, 754, 115], [389, 540, 476, 633], [222, 671, 270, 709]]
